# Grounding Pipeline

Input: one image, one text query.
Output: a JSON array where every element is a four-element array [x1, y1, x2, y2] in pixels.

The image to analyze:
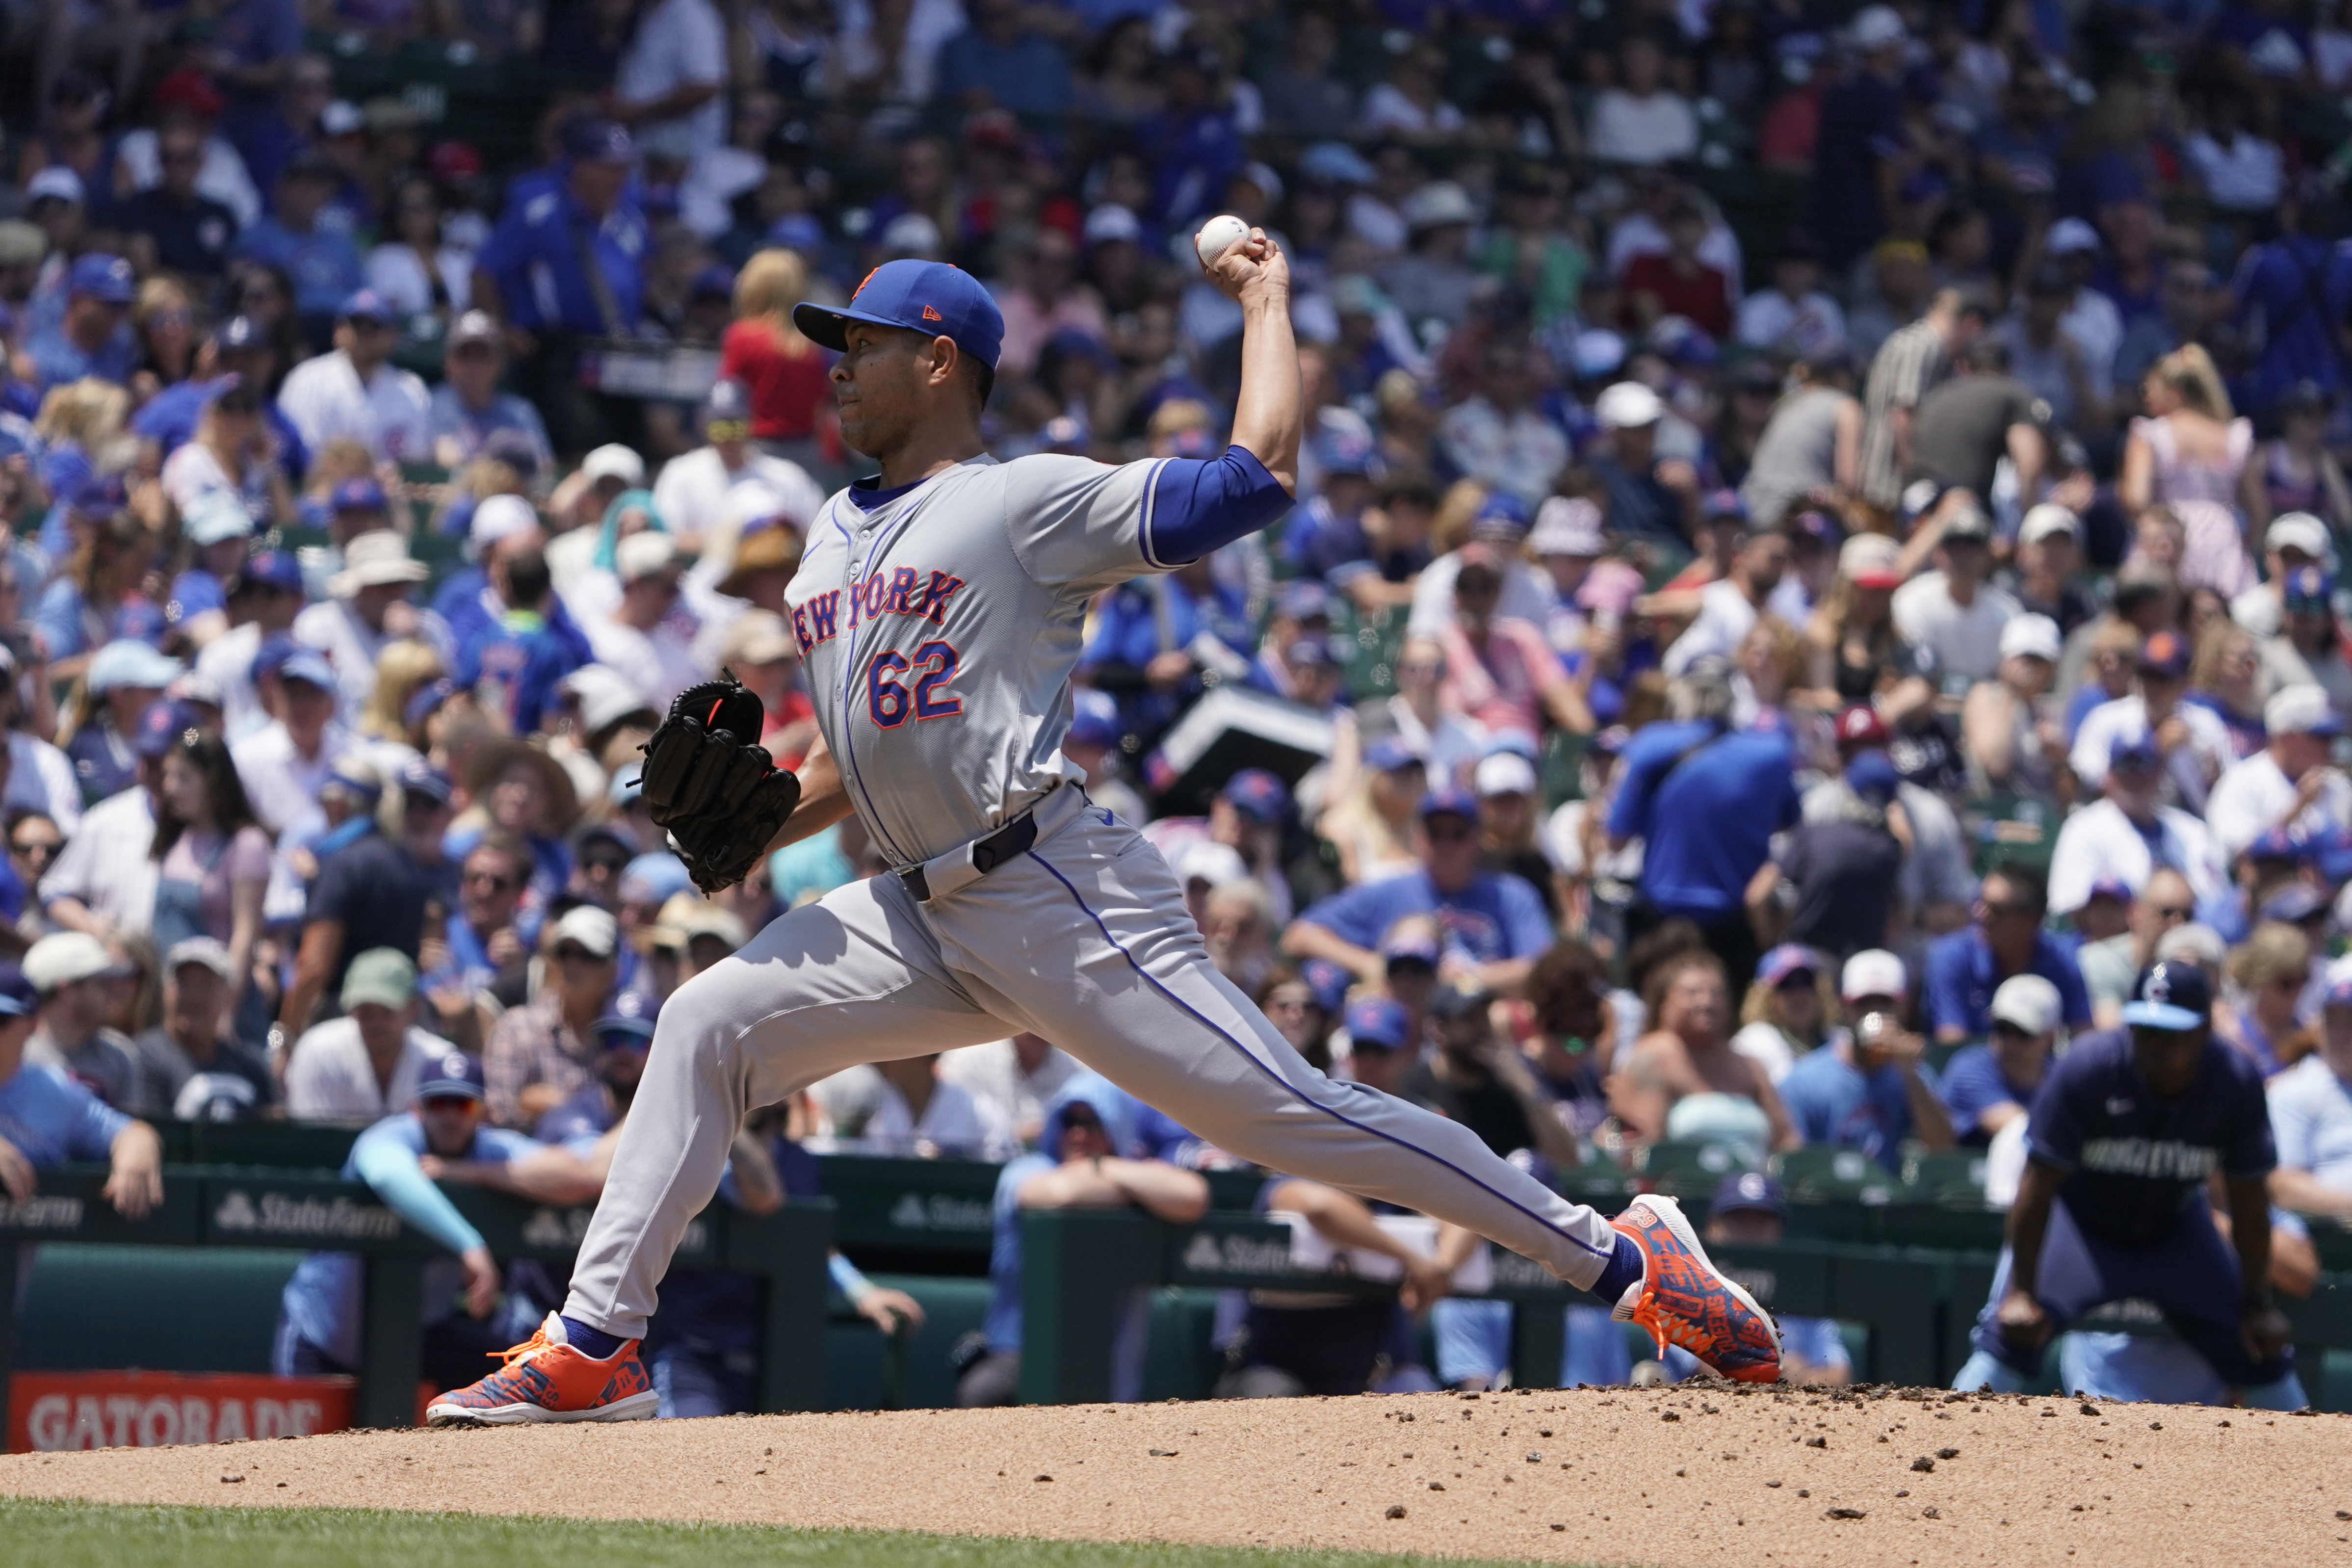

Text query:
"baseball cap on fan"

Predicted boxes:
[[793, 259, 1004, 376]]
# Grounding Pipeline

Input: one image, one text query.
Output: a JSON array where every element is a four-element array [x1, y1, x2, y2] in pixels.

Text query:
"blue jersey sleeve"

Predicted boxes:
[[2222, 1059, 2278, 1180], [2050, 949, 2093, 1029], [1297, 877, 1411, 951], [1142, 447, 1294, 566], [1604, 724, 1690, 843], [1921, 936, 1974, 1038], [1495, 872, 1557, 958], [352, 1117, 488, 1257], [63, 1071, 133, 1161], [2024, 1057, 2087, 1172]]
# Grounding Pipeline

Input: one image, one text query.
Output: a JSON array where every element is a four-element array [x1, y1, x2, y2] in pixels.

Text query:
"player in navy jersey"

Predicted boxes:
[[1950, 961, 2305, 1406]]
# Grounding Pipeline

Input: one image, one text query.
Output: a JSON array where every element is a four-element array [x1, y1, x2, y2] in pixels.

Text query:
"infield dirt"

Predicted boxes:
[[1, 1383, 2345, 1566]]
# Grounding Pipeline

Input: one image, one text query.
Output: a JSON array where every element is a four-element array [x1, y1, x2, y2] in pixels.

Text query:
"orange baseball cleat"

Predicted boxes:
[[1609, 1195, 1783, 1383], [425, 1313, 660, 1426]]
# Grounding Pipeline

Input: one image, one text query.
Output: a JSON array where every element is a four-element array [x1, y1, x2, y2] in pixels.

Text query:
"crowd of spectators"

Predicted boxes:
[[3, 0, 2352, 1411]]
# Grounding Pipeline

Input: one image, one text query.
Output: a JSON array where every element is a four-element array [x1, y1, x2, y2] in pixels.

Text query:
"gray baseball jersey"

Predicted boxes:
[[556, 451, 1631, 1353], [787, 453, 1176, 867]]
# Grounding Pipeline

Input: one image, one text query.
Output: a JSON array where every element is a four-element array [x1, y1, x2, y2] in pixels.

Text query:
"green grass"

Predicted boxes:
[[0, 1497, 1557, 1568]]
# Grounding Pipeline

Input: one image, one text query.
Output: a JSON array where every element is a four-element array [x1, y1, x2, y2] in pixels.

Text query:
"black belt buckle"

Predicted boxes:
[[970, 812, 1038, 875], [899, 808, 1040, 904]]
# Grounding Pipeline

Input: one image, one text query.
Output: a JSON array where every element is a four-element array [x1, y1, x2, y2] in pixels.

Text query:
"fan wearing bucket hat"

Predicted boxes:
[[2204, 684, 2352, 863], [0, 958, 163, 1218], [273, 288, 432, 464], [295, 530, 434, 721], [1948, 958, 2304, 1408], [273, 1044, 554, 1392]]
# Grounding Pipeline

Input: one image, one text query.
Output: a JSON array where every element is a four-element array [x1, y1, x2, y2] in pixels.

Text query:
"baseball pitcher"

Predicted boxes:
[[427, 234, 1779, 1425]]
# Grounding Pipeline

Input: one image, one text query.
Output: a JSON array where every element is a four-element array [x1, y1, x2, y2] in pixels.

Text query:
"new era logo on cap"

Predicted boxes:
[[922, 305, 941, 321]]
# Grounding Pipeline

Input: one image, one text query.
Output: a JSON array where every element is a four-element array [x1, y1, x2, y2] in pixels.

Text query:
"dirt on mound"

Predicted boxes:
[[1, 1383, 2346, 1565]]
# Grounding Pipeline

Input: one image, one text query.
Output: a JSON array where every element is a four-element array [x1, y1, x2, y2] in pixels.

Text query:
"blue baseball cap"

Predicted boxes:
[[2110, 731, 2164, 775], [2261, 882, 2331, 925], [278, 648, 338, 691], [704, 378, 753, 421], [416, 1051, 487, 1101], [1702, 488, 1748, 523], [2327, 975, 2352, 1011], [1275, 578, 1331, 622], [1221, 768, 1291, 824], [595, 989, 659, 1049], [399, 757, 453, 804], [211, 314, 263, 353], [1067, 686, 1122, 749], [0, 963, 37, 1018], [1364, 735, 1424, 773], [2284, 565, 2336, 611], [1711, 1170, 1785, 1218], [1419, 785, 1479, 821], [2120, 960, 2213, 1031], [66, 470, 127, 520], [132, 698, 201, 759], [765, 213, 826, 251], [1757, 943, 1823, 988], [403, 678, 457, 730], [1300, 957, 1351, 1017], [332, 476, 388, 512], [2138, 628, 2192, 680], [238, 548, 304, 596], [2085, 875, 2135, 905], [339, 288, 393, 324], [562, 117, 635, 164], [2246, 827, 2316, 864], [1470, 491, 1530, 540], [68, 252, 135, 305], [1845, 748, 1901, 804], [1344, 996, 1412, 1052], [792, 259, 1004, 372], [619, 851, 696, 906]]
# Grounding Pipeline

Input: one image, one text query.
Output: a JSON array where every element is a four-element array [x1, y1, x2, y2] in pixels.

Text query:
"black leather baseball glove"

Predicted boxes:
[[638, 675, 802, 895]]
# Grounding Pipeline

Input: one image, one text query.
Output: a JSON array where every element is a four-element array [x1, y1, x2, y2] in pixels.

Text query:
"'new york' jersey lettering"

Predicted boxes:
[[784, 454, 1170, 867]]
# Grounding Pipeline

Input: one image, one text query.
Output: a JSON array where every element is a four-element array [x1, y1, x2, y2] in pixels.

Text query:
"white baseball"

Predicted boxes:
[[1194, 214, 1252, 268]]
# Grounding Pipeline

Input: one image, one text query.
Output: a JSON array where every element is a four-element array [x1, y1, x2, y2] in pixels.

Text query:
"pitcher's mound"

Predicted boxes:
[[2, 1384, 2345, 1566]]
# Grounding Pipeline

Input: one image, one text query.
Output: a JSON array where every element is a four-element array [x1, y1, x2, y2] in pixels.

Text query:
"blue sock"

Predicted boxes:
[[1591, 1233, 1646, 1302], [560, 1315, 625, 1359]]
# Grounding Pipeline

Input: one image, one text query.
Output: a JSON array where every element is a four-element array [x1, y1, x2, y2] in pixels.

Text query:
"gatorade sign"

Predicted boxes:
[[7, 1372, 355, 1452]]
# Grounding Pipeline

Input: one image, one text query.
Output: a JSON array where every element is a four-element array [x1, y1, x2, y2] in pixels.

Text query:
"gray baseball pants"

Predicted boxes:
[[563, 802, 1621, 1339]]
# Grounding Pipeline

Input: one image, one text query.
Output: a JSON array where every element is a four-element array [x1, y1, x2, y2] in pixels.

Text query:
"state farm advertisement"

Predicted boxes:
[[7, 1371, 355, 1452]]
